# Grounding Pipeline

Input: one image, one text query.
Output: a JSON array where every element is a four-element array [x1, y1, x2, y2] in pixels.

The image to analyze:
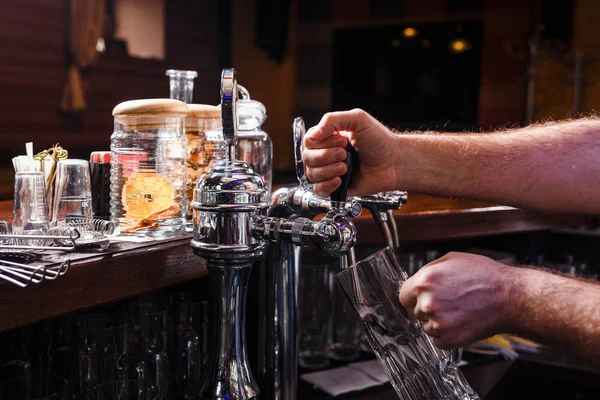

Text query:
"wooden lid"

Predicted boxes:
[[112, 99, 189, 117], [186, 104, 221, 119]]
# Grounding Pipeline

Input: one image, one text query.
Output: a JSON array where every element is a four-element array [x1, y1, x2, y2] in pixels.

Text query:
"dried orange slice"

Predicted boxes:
[[122, 172, 173, 219]]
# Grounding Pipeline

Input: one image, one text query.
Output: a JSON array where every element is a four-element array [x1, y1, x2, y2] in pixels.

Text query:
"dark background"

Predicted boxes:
[[1, 0, 592, 198]]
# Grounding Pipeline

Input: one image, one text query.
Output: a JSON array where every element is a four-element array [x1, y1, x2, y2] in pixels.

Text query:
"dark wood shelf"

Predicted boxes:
[[340, 193, 594, 245], [0, 194, 594, 333], [0, 233, 207, 333]]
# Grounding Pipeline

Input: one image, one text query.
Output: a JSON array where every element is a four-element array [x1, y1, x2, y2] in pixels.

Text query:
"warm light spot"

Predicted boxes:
[[96, 37, 106, 53], [402, 27, 418, 38], [449, 38, 471, 54], [391, 38, 401, 48]]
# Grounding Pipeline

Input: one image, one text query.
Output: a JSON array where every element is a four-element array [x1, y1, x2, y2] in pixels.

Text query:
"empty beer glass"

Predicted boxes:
[[13, 172, 48, 236], [51, 159, 93, 226], [335, 246, 479, 400], [299, 262, 331, 369], [328, 259, 362, 362]]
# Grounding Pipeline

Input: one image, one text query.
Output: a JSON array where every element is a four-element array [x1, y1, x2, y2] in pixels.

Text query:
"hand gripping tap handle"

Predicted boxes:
[[330, 141, 358, 208]]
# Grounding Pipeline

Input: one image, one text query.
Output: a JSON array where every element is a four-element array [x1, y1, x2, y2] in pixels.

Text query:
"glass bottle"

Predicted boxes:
[[166, 69, 198, 103], [110, 99, 188, 237], [236, 85, 273, 194]]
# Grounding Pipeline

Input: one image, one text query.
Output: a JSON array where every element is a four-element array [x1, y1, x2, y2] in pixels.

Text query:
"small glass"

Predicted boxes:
[[75, 314, 131, 398], [299, 262, 331, 369], [166, 70, 198, 104], [13, 171, 48, 235], [51, 159, 93, 226], [335, 247, 479, 400], [328, 259, 362, 362], [171, 297, 209, 399]]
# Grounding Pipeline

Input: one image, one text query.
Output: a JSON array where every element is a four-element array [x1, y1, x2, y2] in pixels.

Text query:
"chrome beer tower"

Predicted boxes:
[[257, 117, 362, 400], [191, 69, 359, 400], [257, 116, 408, 399]]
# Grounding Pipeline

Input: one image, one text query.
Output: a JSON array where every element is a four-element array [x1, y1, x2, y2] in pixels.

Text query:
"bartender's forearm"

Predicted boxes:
[[396, 118, 600, 214], [506, 266, 600, 364]]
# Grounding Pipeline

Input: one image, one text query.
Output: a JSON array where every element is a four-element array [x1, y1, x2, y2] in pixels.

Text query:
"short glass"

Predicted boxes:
[[13, 171, 48, 235], [299, 262, 331, 369], [51, 159, 93, 226], [335, 246, 479, 400], [328, 280, 362, 361]]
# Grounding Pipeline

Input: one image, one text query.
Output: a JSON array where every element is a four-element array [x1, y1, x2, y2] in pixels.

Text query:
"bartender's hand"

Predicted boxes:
[[398, 252, 513, 349], [302, 109, 402, 197]]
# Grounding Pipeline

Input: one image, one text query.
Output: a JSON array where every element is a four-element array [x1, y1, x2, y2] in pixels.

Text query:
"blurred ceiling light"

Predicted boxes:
[[96, 37, 106, 53], [449, 38, 471, 54], [402, 27, 418, 38]]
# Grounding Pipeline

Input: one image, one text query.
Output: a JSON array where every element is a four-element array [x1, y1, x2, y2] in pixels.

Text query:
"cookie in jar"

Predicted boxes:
[[185, 104, 226, 220]]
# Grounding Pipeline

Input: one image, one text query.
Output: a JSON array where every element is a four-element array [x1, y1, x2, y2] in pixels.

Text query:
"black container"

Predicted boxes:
[[90, 151, 111, 220]]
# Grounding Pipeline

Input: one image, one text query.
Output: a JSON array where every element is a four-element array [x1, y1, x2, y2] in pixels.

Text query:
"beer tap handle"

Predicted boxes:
[[220, 68, 238, 161], [293, 117, 309, 188], [331, 142, 358, 208]]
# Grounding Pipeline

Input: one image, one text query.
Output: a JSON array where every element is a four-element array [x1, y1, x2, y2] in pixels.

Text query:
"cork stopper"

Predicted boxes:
[[112, 99, 189, 117]]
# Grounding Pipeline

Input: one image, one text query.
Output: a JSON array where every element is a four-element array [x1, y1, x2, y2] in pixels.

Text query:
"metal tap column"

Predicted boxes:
[[191, 69, 266, 400], [258, 119, 362, 400], [258, 118, 312, 400], [193, 71, 359, 399]]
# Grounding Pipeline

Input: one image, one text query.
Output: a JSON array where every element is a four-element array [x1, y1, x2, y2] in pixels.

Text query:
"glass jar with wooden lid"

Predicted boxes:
[[184, 104, 226, 220], [111, 98, 188, 237]]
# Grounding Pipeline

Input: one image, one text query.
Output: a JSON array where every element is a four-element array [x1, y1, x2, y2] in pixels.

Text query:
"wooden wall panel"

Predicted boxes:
[[0, 0, 220, 199]]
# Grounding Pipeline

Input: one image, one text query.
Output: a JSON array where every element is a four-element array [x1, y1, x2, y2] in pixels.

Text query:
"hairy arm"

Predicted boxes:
[[398, 118, 600, 214], [506, 266, 600, 364], [399, 252, 600, 365]]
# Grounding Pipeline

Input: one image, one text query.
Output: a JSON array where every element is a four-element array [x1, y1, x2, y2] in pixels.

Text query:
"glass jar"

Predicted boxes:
[[185, 104, 226, 220], [110, 99, 188, 237], [236, 86, 273, 194], [166, 69, 198, 103]]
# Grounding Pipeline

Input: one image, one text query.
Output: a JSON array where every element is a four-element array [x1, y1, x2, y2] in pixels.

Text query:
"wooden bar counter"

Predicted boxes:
[[0, 195, 593, 333]]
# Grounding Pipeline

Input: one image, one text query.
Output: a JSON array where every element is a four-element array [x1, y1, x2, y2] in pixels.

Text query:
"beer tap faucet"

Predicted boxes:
[[257, 117, 361, 400], [353, 191, 408, 250]]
